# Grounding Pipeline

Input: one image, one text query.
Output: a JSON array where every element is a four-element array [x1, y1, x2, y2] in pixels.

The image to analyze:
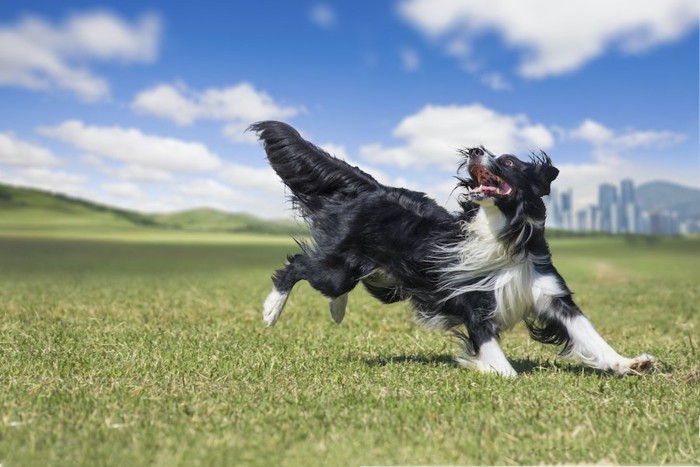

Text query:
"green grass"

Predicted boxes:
[[0, 232, 698, 466]]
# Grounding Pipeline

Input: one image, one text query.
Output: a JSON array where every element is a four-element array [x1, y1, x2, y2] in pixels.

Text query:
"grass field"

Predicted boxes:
[[0, 232, 698, 466]]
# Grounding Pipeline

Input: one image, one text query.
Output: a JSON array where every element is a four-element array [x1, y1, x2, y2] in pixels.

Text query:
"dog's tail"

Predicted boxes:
[[249, 121, 381, 216]]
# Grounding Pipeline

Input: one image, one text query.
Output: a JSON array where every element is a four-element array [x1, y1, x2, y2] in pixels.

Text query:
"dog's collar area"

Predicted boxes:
[[468, 165, 513, 197]]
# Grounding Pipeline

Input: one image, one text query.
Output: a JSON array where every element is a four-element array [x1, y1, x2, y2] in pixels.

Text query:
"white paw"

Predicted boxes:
[[480, 363, 518, 378], [456, 339, 518, 377], [263, 288, 288, 327], [627, 353, 655, 374], [613, 353, 655, 375], [329, 294, 348, 324]]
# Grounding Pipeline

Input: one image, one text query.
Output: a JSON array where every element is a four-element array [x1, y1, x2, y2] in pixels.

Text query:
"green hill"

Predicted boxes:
[[0, 183, 307, 236], [153, 208, 308, 235]]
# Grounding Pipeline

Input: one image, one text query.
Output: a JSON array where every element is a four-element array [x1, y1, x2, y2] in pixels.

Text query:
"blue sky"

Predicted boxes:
[[0, 0, 698, 218]]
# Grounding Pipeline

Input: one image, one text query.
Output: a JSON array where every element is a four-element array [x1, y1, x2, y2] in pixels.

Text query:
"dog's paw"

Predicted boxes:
[[263, 288, 288, 327], [612, 353, 655, 375], [628, 353, 655, 374]]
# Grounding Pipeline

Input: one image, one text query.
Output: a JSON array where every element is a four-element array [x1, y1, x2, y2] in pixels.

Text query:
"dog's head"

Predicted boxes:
[[458, 147, 559, 219]]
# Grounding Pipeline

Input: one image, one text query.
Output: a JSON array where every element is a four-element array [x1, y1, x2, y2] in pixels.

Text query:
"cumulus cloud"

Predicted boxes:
[[132, 81, 301, 143], [569, 118, 686, 159], [0, 10, 161, 101], [38, 120, 222, 172], [399, 0, 699, 78], [360, 103, 554, 169], [0, 132, 60, 166]]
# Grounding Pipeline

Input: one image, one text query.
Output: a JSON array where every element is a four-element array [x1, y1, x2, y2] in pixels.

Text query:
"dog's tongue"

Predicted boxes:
[[499, 182, 512, 194]]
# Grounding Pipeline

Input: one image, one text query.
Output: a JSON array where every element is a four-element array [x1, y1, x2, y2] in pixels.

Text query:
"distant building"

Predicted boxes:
[[560, 189, 573, 230], [619, 179, 638, 233], [576, 208, 595, 232], [644, 210, 680, 235], [547, 179, 693, 236], [598, 183, 618, 233], [544, 188, 561, 229]]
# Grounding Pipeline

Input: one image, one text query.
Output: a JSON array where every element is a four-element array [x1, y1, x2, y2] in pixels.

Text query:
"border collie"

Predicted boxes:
[[250, 121, 654, 377]]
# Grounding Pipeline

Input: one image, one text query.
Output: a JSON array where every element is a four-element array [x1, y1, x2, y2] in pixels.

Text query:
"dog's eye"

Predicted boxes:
[[504, 159, 514, 167]]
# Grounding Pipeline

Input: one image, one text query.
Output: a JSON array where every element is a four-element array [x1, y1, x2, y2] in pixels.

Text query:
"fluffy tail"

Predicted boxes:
[[249, 121, 381, 215]]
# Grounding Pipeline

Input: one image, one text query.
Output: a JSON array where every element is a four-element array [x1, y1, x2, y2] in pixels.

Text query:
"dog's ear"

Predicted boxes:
[[532, 164, 559, 197]]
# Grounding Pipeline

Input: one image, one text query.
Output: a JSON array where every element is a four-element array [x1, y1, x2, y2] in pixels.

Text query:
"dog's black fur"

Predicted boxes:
[[250, 121, 654, 376]]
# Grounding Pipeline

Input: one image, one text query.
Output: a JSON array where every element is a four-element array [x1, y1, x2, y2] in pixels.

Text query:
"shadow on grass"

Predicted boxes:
[[357, 354, 645, 377], [358, 354, 562, 373]]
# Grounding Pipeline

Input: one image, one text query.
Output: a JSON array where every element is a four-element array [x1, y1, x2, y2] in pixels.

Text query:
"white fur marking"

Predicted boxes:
[[458, 339, 517, 377], [563, 315, 654, 374], [434, 208, 540, 330], [263, 287, 289, 327], [532, 273, 567, 314], [329, 293, 348, 324]]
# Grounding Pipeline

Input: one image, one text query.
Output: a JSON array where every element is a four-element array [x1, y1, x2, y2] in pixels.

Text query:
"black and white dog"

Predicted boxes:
[[250, 121, 654, 377]]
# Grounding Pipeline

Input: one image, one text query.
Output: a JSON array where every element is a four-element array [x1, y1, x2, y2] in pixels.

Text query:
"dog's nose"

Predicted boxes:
[[468, 148, 484, 159]]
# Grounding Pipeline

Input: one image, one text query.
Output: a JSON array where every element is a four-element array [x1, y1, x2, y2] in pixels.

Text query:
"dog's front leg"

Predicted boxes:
[[455, 299, 517, 377], [531, 272, 654, 375]]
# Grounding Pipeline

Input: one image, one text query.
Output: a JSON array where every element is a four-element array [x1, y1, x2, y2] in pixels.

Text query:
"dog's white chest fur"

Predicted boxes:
[[439, 206, 538, 330], [490, 261, 535, 329]]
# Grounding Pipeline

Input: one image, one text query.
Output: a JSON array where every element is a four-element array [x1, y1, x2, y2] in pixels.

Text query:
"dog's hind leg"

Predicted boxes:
[[265, 253, 359, 325], [329, 293, 348, 324], [304, 255, 361, 324], [263, 254, 306, 326]]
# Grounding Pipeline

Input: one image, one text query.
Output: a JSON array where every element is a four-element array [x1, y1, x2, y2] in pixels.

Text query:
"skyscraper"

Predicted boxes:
[[560, 189, 573, 230], [598, 183, 617, 233], [619, 179, 637, 233]]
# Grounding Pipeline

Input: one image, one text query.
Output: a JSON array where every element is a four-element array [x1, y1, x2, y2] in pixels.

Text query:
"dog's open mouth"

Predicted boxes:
[[468, 165, 513, 197]]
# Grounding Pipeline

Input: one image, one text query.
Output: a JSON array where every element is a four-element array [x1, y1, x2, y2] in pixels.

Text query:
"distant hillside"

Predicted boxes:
[[0, 183, 307, 236], [637, 181, 700, 220], [153, 208, 308, 235]]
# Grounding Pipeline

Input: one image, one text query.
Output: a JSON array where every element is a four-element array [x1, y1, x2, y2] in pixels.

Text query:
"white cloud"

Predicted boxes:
[[0, 10, 161, 101], [614, 130, 687, 149], [0, 166, 85, 193], [131, 83, 198, 125], [400, 47, 420, 71], [360, 103, 554, 169], [569, 118, 686, 159], [176, 178, 288, 218], [220, 162, 283, 194], [101, 181, 144, 199], [0, 132, 60, 166], [399, 0, 699, 78], [132, 81, 301, 143], [112, 164, 173, 182], [38, 120, 222, 172], [569, 119, 615, 146], [309, 4, 337, 29], [480, 72, 511, 91]]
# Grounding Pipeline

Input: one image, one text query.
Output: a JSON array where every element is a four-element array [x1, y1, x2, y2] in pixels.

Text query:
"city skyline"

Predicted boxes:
[[545, 178, 699, 235]]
